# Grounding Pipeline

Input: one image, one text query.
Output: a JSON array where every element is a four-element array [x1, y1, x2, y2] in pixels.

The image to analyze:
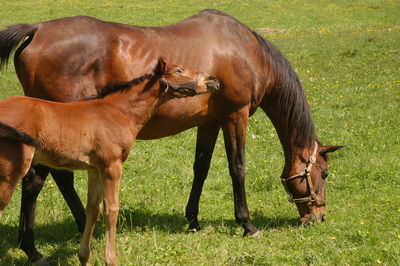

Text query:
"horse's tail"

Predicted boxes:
[[0, 23, 38, 70], [0, 122, 39, 147]]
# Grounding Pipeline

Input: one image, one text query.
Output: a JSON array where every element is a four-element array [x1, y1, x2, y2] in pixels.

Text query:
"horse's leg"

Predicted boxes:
[[18, 165, 50, 265], [79, 169, 102, 266], [185, 124, 220, 231], [220, 107, 260, 236], [101, 162, 122, 266], [50, 168, 86, 233]]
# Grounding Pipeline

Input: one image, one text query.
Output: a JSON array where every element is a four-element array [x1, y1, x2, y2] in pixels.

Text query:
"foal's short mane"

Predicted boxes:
[[86, 73, 154, 100], [252, 31, 316, 150]]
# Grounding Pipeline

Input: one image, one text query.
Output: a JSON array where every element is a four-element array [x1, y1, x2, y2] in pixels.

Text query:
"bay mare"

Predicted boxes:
[[0, 58, 219, 265], [0, 9, 341, 264]]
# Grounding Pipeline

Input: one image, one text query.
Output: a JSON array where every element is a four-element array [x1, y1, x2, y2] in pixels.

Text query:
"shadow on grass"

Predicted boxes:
[[0, 219, 80, 265], [117, 206, 301, 234], [0, 208, 301, 264]]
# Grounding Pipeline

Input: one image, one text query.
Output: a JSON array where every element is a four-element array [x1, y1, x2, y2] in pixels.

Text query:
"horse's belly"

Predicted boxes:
[[33, 149, 92, 171], [137, 95, 217, 140]]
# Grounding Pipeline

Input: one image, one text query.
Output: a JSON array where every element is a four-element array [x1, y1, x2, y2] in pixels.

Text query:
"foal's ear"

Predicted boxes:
[[319, 145, 343, 155], [156, 57, 168, 75]]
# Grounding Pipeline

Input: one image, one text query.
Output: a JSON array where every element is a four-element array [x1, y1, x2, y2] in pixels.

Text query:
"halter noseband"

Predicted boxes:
[[281, 142, 324, 204]]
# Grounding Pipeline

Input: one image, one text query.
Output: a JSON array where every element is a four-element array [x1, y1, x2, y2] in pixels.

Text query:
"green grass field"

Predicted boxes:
[[0, 0, 399, 265]]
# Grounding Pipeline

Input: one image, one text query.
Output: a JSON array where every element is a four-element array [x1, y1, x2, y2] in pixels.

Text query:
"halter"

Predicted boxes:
[[160, 72, 202, 96], [281, 142, 324, 204]]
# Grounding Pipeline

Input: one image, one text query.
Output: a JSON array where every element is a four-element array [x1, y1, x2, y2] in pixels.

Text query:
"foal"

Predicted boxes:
[[0, 58, 219, 265]]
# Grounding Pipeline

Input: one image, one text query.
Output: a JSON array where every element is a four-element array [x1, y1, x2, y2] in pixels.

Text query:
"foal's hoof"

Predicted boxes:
[[34, 257, 50, 266]]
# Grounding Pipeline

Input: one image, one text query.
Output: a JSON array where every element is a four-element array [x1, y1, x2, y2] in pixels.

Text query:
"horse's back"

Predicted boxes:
[[14, 10, 267, 138]]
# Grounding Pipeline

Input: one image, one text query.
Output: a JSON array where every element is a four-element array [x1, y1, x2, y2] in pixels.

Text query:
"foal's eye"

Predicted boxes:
[[177, 68, 185, 73]]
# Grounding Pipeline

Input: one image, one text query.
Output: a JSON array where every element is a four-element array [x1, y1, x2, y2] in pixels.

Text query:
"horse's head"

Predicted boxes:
[[155, 58, 220, 98], [282, 142, 342, 225]]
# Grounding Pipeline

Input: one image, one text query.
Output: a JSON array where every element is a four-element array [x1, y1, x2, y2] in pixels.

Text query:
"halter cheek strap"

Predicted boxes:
[[281, 142, 324, 204]]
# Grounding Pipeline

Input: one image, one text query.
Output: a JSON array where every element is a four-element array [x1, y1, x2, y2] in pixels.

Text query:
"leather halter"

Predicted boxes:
[[160, 72, 202, 96], [281, 142, 324, 204]]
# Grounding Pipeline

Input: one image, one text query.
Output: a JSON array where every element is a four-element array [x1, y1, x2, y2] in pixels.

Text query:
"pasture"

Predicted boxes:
[[0, 0, 399, 265]]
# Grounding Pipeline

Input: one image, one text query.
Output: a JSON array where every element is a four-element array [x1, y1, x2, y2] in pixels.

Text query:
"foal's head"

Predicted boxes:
[[155, 58, 220, 98]]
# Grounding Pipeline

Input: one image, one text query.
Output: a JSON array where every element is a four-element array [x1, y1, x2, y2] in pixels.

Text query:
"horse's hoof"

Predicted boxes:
[[34, 257, 50, 266], [250, 230, 262, 237], [243, 230, 262, 237], [186, 227, 201, 233]]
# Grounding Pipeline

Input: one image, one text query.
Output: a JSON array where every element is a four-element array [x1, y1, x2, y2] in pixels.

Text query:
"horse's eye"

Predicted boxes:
[[177, 68, 185, 73], [322, 169, 329, 179]]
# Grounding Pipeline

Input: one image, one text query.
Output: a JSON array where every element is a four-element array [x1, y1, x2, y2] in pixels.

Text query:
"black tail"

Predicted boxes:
[[0, 23, 38, 70], [0, 122, 39, 147]]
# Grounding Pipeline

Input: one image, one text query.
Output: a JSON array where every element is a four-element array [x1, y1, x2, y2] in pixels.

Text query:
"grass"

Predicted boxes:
[[0, 0, 399, 265]]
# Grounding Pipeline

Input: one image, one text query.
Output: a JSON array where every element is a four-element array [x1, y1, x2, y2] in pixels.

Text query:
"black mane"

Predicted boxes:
[[85, 73, 154, 100], [253, 31, 316, 150]]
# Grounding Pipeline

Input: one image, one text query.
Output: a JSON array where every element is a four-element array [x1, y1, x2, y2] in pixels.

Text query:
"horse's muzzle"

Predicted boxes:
[[205, 76, 220, 93]]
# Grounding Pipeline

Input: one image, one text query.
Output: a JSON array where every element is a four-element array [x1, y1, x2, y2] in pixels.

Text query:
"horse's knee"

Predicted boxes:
[[22, 168, 46, 195]]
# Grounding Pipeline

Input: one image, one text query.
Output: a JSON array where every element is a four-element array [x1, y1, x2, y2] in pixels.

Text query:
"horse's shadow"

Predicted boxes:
[[0, 208, 300, 264], [0, 219, 79, 265]]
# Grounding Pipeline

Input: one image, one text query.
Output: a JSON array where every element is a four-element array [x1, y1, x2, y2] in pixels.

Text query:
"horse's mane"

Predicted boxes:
[[85, 73, 154, 100], [252, 31, 316, 150], [199, 10, 316, 150]]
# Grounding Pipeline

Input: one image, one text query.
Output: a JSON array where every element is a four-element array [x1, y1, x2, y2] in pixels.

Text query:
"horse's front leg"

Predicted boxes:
[[18, 165, 50, 265], [185, 124, 220, 231], [101, 162, 122, 266], [220, 107, 261, 236], [50, 168, 86, 232], [79, 169, 103, 266]]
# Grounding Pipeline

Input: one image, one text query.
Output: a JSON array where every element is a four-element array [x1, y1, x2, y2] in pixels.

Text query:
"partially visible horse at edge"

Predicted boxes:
[[0, 9, 342, 264], [0, 58, 220, 265]]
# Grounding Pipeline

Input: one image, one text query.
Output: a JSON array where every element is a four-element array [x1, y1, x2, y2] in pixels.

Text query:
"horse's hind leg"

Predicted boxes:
[[185, 124, 220, 231], [50, 168, 86, 233], [220, 107, 260, 236], [18, 165, 50, 265]]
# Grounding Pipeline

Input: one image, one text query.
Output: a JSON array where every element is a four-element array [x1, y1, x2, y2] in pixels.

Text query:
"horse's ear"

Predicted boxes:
[[156, 57, 167, 75], [319, 145, 343, 155]]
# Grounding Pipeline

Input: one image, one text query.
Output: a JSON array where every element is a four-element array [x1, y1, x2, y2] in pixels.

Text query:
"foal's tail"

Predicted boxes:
[[0, 23, 38, 70], [0, 122, 39, 147]]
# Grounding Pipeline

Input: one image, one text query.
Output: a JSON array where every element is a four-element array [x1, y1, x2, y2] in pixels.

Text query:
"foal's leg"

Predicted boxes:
[[101, 162, 122, 266], [79, 169, 102, 266], [220, 107, 260, 236], [50, 168, 86, 232], [185, 124, 220, 231], [18, 165, 50, 265]]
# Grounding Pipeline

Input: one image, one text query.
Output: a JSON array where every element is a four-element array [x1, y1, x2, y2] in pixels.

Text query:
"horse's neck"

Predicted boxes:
[[103, 82, 162, 133], [262, 93, 316, 172]]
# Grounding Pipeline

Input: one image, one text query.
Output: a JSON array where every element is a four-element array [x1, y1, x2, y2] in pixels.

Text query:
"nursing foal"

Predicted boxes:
[[0, 58, 219, 265]]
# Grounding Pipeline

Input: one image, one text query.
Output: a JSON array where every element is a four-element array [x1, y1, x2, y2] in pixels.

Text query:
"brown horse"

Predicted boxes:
[[0, 58, 219, 265], [0, 9, 341, 264]]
